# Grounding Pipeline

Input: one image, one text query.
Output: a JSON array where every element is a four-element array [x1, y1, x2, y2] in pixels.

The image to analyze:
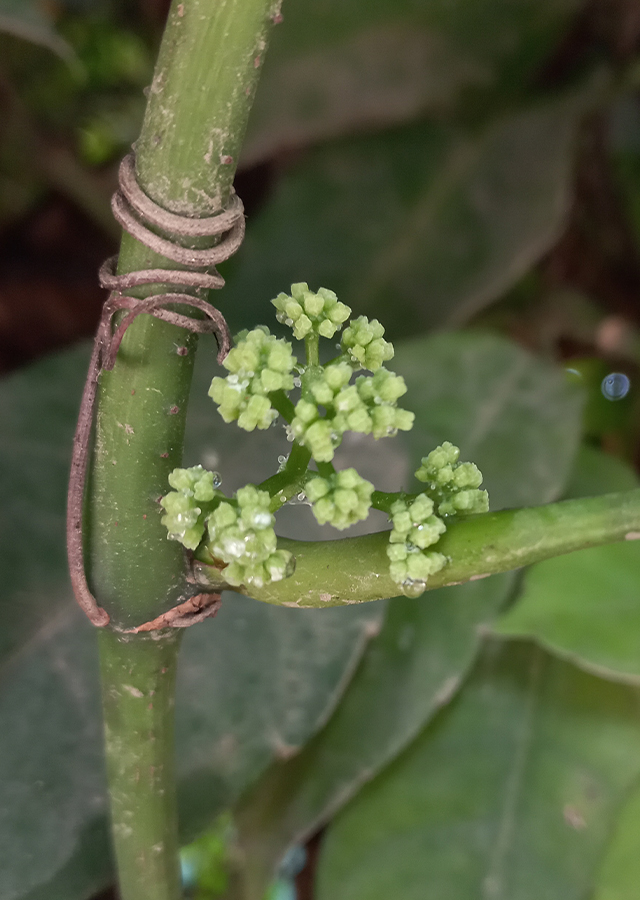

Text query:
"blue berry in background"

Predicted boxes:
[[601, 372, 631, 401]]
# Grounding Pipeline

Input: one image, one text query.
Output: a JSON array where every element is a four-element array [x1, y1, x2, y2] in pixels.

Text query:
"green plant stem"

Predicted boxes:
[[83, 2, 280, 899], [258, 443, 312, 512], [268, 389, 296, 423], [100, 630, 183, 900], [371, 488, 404, 513], [89, 0, 280, 629], [305, 334, 320, 366], [192, 489, 640, 607]]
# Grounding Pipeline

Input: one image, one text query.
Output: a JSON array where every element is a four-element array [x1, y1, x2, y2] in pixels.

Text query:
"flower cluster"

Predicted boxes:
[[415, 441, 488, 516], [340, 315, 394, 371], [272, 283, 350, 340], [161, 470, 293, 588], [386, 493, 447, 591], [305, 468, 374, 530], [291, 365, 414, 462], [206, 485, 294, 588], [160, 466, 221, 551], [209, 327, 295, 431], [167, 287, 493, 601]]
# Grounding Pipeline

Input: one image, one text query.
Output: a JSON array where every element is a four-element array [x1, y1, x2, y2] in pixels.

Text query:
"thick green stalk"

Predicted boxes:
[[90, 0, 281, 630], [193, 489, 640, 607], [82, 2, 280, 899], [100, 630, 183, 900]]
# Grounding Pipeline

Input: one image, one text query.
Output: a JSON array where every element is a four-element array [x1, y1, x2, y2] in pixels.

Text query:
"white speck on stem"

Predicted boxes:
[[122, 685, 144, 699]]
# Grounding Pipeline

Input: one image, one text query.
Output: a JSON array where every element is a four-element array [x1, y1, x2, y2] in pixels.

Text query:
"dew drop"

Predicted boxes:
[[400, 579, 427, 598], [293, 377, 302, 388], [601, 372, 630, 401], [212, 472, 222, 488], [297, 491, 307, 502]]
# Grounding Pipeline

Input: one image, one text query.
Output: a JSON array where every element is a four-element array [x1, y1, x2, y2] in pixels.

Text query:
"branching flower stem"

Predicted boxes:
[[192, 488, 640, 607]]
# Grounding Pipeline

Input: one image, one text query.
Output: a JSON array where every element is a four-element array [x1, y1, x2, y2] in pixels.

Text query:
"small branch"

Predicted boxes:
[[192, 489, 640, 607]]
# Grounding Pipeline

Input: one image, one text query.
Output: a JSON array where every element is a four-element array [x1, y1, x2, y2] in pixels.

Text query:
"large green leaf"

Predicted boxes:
[[234, 575, 515, 898], [243, 0, 582, 165], [494, 448, 640, 684], [225, 95, 586, 339], [0, 342, 386, 900], [316, 640, 640, 900], [494, 544, 640, 685], [395, 331, 583, 510], [592, 781, 640, 900]]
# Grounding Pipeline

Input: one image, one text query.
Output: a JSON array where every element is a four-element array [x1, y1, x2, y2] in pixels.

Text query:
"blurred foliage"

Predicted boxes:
[[1, 1, 640, 900]]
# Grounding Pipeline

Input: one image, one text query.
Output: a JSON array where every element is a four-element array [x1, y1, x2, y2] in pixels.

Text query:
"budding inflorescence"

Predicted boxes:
[[161, 471, 293, 588], [415, 441, 488, 516], [272, 282, 350, 340], [160, 465, 222, 550], [340, 315, 394, 371], [162, 286, 489, 596], [386, 493, 448, 593], [208, 327, 295, 431], [306, 468, 374, 530], [290, 365, 414, 461], [205, 485, 294, 588]]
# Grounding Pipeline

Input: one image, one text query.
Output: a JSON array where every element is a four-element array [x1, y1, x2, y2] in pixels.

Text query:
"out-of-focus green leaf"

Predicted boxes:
[[234, 576, 515, 899], [494, 449, 640, 684], [593, 781, 640, 900], [243, 0, 582, 165], [0, 1, 70, 57], [225, 94, 588, 338], [0, 343, 385, 900], [395, 331, 584, 510], [494, 544, 640, 684], [609, 95, 640, 251], [563, 443, 639, 500], [316, 641, 640, 900]]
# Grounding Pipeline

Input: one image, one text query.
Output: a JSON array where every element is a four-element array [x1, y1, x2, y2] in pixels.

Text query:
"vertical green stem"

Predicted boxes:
[[85, 1, 281, 898], [90, 0, 281, 629], [100, 630, 183, 900]]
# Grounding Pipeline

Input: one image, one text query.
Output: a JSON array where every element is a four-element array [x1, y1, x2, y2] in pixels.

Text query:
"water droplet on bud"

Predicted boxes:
[[400, 579, 427, 598]]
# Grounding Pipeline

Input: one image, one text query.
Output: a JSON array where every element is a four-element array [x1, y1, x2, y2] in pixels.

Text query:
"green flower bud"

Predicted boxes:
[[209, 328, 295, 431], [341, 316, 394, 371], [386, 493, 447, 588], [306, 468, 374, 530], [161, 466, 222, 551], [272, 283, 351, 340], [206, 485, 294, 588], [415, 442, 489, 517]]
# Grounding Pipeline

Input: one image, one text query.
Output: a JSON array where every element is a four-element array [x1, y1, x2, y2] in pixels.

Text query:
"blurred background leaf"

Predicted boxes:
[[0, 0, 72, 58], [316, 640, 640, 900], [494, 447, 640, 684]]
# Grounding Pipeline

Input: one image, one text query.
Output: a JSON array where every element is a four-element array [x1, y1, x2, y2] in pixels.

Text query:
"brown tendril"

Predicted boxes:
[[66, 152, 244, 629]]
